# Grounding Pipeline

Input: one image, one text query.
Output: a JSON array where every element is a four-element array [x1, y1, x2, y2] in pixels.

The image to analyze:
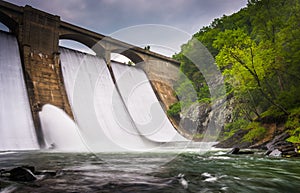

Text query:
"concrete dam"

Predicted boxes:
[[0, 1, 187, 151]]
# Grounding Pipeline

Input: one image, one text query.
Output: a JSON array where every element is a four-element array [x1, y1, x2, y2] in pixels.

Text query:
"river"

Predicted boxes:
[[1, 146, 300, 193]]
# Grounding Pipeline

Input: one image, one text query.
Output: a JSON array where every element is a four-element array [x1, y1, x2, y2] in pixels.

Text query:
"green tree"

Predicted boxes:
[[171, 0, 300, 132], [213, 28, 289, 115]]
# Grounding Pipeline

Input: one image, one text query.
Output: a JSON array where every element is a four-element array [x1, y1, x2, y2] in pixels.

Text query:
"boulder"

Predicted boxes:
[[266, 132, 290, 151], [227, 147, 240, 154], [227, 147, 254, 154], [0, 166, 57, 182], [9, 166, 37, 182], [268, 149, 282, 157], [264, 133, 299, 157]]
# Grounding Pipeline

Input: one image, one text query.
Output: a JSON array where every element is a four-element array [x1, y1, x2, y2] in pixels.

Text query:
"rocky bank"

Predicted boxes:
[[178, 99, 299, 157]]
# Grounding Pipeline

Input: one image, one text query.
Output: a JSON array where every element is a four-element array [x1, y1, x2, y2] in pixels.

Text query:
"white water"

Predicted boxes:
[[0, 31, 39, 150], [39, 104, 88, 152], [111, 62, 187, 142], [60, 48, 161, 152]]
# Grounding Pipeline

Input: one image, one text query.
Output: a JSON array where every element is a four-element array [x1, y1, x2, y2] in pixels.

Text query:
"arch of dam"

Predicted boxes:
[[0, 1, 181, 145]]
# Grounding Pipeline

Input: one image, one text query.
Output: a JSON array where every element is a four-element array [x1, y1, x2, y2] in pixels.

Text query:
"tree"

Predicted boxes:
[[213, 28, 289, 115]]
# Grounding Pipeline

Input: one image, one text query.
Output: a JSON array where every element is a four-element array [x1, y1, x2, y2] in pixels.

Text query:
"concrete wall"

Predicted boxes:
[[140, 60, 179, 110]]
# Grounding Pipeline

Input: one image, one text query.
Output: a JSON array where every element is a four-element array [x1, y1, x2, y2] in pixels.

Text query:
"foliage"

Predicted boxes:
[[193, 133, 204, 140], [286, 129, 300, 144], [260, 107, 285, 119], [172, 0, 300, 141], [277, 86, 300, 111], [285, 108, 300, 143], [285, 116, 300, 129], [242, 122, 267, 142], [172, 53, 210, 105], [167, 102, 181, 118], [222, 119, 249, 140]]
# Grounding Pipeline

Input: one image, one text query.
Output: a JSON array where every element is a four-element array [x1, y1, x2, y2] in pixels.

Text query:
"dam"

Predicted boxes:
[[0, 1, 187, 151]]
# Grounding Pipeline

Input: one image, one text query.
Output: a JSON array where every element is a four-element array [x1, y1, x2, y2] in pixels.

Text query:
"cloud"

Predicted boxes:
[[5, 0, 247, 34], [2, 0, 247, 56]]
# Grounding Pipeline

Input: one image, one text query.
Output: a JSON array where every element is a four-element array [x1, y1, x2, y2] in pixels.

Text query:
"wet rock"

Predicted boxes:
[[266, 147, 295, 157], [266, 132, 290, 151], [177, 173, 188, 189], [9, 166, 37, 181], [34, 170, 57, 177], [265, 133, 299, 157], [1, 166, 57, 182], [268, 149, 282, 157], [227, 147, 254, 155], [228, 147, 240, 154]]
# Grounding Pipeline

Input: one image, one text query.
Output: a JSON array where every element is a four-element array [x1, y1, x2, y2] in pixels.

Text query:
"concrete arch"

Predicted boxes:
[[59, 34, 106, 57], [0, 11, 18, 34], [111, 48, 144, 64]]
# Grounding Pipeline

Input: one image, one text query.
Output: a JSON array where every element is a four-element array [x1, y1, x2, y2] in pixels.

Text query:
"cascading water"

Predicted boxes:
[[111, 62, 187, 142], [60, 48, 160, 152], [0, 31, 39, 151], [39, 104, 88, 152]]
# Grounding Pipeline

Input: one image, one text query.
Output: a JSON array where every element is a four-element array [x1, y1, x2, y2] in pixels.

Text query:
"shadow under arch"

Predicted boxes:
[[111, 48, 144, 64], [60, 34, 106, 58], [0, 11, 18, 34]]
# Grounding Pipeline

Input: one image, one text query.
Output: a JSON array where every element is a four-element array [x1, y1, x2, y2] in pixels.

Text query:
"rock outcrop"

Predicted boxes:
[[179, 97, 234, 140], [179, 102, 211, 135], [265, 133, 299, 157]]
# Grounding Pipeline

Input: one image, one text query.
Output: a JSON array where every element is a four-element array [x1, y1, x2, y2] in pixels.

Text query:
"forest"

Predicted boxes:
[[168, 0, 300, 145]]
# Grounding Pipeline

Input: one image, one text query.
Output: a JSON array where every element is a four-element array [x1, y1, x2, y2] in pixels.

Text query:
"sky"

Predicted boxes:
[[1, 0, 248, 58]]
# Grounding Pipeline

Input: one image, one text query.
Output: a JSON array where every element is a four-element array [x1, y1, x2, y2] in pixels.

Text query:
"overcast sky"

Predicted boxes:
[[2, 0, 248, 57]]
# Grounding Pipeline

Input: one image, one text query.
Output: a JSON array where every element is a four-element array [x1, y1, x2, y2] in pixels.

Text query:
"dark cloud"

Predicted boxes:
[[2, 0, 247, 56], [4, 0, 247, 35]]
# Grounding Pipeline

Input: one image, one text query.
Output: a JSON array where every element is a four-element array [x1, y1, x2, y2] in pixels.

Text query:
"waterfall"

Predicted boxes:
[[0, 31, 39, 151], [111, 62, 187, 142], [60, 48, 159, 152], [39, 104, 88, 152]]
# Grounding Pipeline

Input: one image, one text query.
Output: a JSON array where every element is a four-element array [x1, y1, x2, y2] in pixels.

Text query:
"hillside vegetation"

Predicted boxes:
[[169, 0, 300, 145]]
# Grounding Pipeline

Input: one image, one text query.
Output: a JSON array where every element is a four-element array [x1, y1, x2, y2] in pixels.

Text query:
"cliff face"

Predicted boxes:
[[179, 102, 211, 135], [179, 97, 234, 140]]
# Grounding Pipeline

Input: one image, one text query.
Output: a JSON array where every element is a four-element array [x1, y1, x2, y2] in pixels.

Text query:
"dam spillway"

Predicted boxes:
[[111, 61, 186, 142], [0, 31, 39, 151], [0, 31, 186, 152], [59, 47, 186, 151], [60, 48, 156, 152]]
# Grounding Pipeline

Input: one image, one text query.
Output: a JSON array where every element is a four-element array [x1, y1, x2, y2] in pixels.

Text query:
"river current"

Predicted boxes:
[[1, 147, 300, 193]]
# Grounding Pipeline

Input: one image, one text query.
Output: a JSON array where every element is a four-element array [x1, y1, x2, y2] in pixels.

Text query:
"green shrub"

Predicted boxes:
[[289, 107, 300, 116], [277, 86, 300, 110], [193, 133, 204, 139], [242, 122, 266, 142], [285, 117, 300, 129], [285, 109, 300, 144], [167, 102, 181, 117], [286, 127, 300, 144], [222, 119, 248, 140], [197, 98, 211, 103], [260, 107, 285, 119]]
